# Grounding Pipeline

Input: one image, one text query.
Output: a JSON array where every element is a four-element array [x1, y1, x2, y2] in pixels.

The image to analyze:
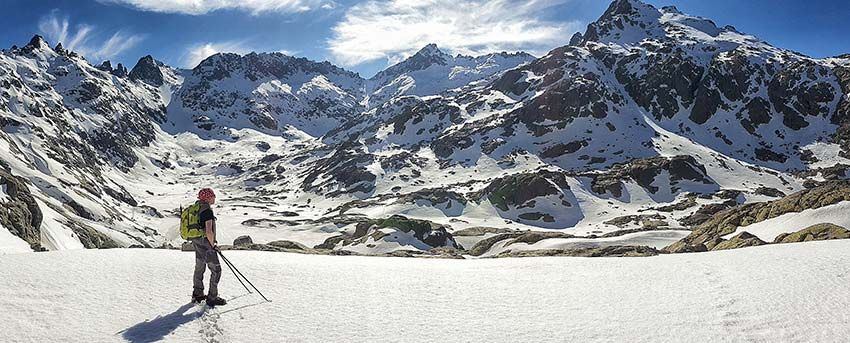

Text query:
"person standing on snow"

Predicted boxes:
[[191, 188, 227, 307]]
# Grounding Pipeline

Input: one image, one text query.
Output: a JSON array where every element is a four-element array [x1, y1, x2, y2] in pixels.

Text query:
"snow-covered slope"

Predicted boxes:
[[365, 44, 535, 108], [0, 35, 173, 252], [168, 52, 365, 138], [2, 0, 850, 257], [4, 242, 850, 341]]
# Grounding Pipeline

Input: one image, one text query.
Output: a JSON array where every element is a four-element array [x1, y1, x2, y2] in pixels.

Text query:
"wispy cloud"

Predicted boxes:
[[98, 0, 337, 15], [38, 11, 144, 62], [328, 0, 580, 66]]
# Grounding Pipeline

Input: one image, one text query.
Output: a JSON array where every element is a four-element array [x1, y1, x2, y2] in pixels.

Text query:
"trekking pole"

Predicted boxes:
[[220, 250, 252, 294], [217, 250, 272, 302]]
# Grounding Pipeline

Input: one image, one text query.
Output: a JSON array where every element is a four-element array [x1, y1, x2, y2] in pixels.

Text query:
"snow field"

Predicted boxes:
[[3, 241, 850, 342]]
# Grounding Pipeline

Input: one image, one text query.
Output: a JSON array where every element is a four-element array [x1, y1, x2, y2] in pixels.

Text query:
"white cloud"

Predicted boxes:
[[38, 11, 144, 62], [181, 42, 302, 68], [98, 0, 337, 15], [182, 41, 252, 68], [328, 0, 580, 66]]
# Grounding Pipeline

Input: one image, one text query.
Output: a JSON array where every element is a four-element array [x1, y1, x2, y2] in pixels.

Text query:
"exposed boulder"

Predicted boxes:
[[711, 232, 767, 251], [604, 214, 666, 228], [233, 235, 253, 246], [452, 227, 517, 237], [773, 223, 850, 244], [504, 231, 575, 246], [754, 186, 786, 198], [181, 241, 195, 251], [468, 232, 525, 256], [316, 216, 460, 252], [227, 240, 310, 252], [495, 245, 660, 258]]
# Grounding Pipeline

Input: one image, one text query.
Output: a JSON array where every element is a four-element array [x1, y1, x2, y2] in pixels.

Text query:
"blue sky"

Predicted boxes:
[[1, 0, 848, 78]]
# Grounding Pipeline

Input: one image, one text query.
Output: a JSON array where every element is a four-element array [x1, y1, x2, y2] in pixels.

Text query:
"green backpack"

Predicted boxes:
[[180, 201, 205, 240]]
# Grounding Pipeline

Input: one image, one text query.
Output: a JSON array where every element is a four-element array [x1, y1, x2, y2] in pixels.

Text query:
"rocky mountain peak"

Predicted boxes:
[[21, 35, 52, 54], [25, 35, 49, 49], [129, 55, 164, 86], [581, 0, 662, 44], [414, 43, 446, 57], [369, 44, 451, 82], [98, 60, 113, 72]]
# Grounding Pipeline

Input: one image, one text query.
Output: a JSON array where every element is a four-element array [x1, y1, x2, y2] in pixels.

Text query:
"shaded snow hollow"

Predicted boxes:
[[2, 241, 850, 342]]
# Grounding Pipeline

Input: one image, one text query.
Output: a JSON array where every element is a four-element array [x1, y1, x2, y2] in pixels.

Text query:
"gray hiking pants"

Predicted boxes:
[[192, 238, 222, 298]]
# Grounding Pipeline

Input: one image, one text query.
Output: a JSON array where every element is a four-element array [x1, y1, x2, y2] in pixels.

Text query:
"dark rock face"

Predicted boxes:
[[833, 65, 850, 125], [302, 143, 376, 197], [618, 49, 704, 120], [103, 185, 138, 206], [65, 221, 122, 249], [0, 169, 43, 250], [768, 60, 835, 130], [129, 55, 164, 86], [586, 156, 714, 197], [470, 170, 571, 212]]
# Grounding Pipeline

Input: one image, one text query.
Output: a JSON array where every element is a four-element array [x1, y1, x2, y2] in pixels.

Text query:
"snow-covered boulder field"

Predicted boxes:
[[2, 241, 850, 342]]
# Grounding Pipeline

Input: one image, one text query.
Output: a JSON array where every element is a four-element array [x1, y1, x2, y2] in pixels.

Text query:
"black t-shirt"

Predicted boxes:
[[199, 205, 216, 229]]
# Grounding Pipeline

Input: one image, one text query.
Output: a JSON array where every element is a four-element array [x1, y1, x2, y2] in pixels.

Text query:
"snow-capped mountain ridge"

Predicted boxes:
[[2, 0, 850, 257], [365, 44, 536, 108]]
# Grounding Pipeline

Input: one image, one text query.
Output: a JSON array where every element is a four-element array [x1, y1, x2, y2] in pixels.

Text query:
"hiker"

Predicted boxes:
[[182, 188, 227, 307]]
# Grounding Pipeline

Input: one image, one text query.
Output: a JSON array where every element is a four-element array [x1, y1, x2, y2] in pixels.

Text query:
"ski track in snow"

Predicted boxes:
[[2, 241, 850, 342]]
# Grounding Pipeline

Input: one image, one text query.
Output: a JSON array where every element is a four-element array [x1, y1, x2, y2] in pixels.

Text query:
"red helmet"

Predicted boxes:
[[198, 188, 216, 202]]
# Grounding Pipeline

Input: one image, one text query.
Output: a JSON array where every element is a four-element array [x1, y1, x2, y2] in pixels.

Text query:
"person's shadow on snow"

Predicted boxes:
[[119, 303, 204, 343]]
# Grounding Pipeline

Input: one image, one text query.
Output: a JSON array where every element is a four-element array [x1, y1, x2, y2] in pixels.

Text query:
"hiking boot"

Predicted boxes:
[[206, 296, 227, 307], [192, 294, 207, 303]]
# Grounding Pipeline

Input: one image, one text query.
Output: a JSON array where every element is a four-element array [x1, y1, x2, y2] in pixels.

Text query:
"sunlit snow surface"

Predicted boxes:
[[2, 241, 850, 342]]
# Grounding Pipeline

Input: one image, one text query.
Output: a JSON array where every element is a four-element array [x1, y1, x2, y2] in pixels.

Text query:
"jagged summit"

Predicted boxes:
[[130, 55, 164, 86], [25, 35, 49, 50], [414, 43, 446, 58], [370, 44, 452, 83]]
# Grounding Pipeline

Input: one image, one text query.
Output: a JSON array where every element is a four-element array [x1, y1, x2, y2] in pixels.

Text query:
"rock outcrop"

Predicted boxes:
[[774, 223, 850, 244], [664, 182, 850, 253]]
